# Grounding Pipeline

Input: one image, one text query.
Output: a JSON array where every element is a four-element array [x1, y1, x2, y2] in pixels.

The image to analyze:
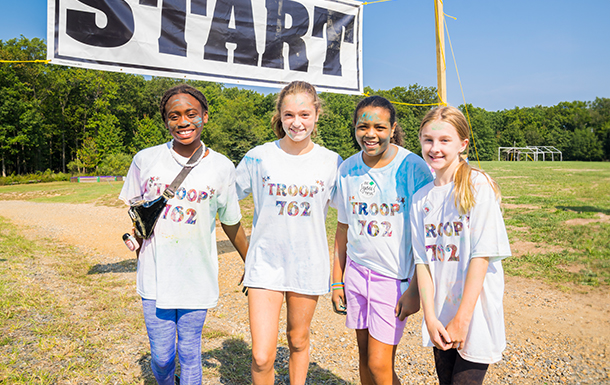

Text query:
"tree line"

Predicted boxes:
[[1, 36, 609, 178]]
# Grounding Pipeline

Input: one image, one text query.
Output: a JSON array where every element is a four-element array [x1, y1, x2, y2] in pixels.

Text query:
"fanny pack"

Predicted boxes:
[[128, 145, 205, 239]]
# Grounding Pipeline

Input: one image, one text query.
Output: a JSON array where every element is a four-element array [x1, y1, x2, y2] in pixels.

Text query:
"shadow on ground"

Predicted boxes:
[[137, 353, 157, 385], [88, 258, 137, 274], [204, 338, 351, 384], [557, 205, 610, 215], [87, 237, 247, 274]]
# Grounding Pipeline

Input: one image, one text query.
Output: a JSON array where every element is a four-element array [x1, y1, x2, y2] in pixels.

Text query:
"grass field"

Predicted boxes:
[[478, 161, 610, 287]]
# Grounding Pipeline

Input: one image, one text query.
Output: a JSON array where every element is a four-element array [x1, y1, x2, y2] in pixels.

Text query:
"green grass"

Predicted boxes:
[[0, 180, 124, 206], [0, 216, 146, 383], [479, 161, 610, 286]]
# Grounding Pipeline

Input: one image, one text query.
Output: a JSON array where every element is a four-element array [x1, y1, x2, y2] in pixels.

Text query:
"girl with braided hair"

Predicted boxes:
[[120, 84, 248, 384]]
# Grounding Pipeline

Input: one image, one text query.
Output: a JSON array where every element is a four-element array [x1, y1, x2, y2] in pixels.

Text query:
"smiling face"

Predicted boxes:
[[355, 106, 396, 163], [165, 93, 208, 151], [419, 119, 469, 181], [280, 92, 319, 143]]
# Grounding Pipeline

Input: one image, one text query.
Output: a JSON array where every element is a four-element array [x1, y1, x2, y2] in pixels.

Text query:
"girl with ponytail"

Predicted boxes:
[[410, 106, 511, 384]]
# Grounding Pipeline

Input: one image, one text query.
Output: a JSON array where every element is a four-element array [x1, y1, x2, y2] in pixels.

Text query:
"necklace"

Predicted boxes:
[[169, 140, 206, 167]]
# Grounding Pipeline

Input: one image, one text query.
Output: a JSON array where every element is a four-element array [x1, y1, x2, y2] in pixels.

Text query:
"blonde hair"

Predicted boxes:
[[419, 106, 500, 215], [271, 81, 322, 139]]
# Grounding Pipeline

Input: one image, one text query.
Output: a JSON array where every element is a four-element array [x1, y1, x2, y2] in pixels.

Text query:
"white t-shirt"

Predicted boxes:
[[410, 171, 511, 364], [235, 141, 342, 295], [119, 142, 242, 309], [335, 147, 433, 279]]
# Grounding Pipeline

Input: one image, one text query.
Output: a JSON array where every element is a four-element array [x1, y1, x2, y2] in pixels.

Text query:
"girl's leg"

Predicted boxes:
[[176, 309, 208, 385], [285, 292, 319, 385], [248, 288, 284, 385], [365, 333, 400, 385], [433, 347, 457, 385], [142, 298, 177, 385], [434, 348, 488, 385], [451, 353, 489, 385], [355, 329, 373, 385]]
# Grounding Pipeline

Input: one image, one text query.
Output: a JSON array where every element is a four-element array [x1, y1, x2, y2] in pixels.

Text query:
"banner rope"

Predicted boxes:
[[444, 13, 482, 169], [0, 59, 51, 64], [362, 91, 443, 107], [361, 0, 393, 5]]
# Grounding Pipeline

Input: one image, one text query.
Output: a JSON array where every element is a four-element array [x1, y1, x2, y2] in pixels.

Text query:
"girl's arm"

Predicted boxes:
[[331, 222, 348, 315], [445, 256, 489, 350], [417, 264, 452, 350], [395, 272, 420, 321], [221, 222, 249, 263]]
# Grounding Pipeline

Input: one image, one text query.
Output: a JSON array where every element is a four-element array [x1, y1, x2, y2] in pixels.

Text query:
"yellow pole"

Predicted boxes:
[[435, 0, 447, 105]]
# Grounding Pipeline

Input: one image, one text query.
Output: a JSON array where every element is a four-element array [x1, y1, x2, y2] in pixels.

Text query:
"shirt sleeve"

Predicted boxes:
[[334, 166, 348, 225], [410, 195, 429, 265], [235, 152, 254, 201], [119, 156, 144, 205], [217, 161, 242, 226], [412, 156, 434, 193], [328, 154, 343, 209], [469, 174, 511, 261]]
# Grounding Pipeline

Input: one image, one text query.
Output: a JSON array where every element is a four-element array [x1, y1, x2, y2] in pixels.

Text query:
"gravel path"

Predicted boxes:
[[0, 200, 608, 384]]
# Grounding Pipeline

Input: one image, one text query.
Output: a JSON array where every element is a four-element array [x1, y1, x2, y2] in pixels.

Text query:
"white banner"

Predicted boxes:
[[47, 0, 363, 94]]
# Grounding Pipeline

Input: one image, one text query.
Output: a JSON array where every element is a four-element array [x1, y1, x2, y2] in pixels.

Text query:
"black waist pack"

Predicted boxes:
[[128, 195, 169, 239], [128, 145, 204, 239]]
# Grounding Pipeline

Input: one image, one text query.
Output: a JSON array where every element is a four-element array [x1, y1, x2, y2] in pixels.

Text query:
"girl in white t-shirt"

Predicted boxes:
[[410, 106, 511, 384], [120, 84, 249, 385], [235, 81, 342, 385], [332, 96, 433, 384]]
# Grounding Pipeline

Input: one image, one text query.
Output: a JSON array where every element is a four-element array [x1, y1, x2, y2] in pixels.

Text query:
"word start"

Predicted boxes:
[[66, 0, 356, 76]]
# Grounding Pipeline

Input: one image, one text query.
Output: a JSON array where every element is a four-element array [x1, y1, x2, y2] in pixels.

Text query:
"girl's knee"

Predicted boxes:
[[286, 329, 310, 353], [151, 352, 175, 376], [251, 348, 276, 371], [367, 355, 392, 377]]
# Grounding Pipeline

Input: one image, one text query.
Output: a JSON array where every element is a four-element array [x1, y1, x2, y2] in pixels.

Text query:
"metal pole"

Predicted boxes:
[[435, 0, 447, 105]]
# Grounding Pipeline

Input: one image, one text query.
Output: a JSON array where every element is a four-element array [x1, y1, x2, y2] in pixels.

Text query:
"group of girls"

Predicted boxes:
[[120, 80, 511, 385]]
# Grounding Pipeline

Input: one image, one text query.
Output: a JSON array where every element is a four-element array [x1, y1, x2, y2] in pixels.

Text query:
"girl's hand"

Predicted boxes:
[[446, 257, 489, 350], [426, 316, 452, 350], [331, 288, 347, 315], [395, 289, 420, 321], [395, 274, 420, 321], [445, 316, 469, 350]]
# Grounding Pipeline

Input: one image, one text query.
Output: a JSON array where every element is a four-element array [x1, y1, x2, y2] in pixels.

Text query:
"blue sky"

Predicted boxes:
[[1, 0, 608, 111]]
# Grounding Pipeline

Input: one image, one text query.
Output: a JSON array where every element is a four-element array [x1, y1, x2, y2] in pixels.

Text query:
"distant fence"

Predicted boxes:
[[498, 146, 562, 161], [70, 176, 125, 183]]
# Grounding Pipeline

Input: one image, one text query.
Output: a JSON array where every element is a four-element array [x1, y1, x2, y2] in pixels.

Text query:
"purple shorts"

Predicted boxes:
[[344, 256, 409, 346]]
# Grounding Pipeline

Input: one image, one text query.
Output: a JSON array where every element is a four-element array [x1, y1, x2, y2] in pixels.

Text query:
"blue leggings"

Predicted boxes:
[[142, 298, 207, 385]]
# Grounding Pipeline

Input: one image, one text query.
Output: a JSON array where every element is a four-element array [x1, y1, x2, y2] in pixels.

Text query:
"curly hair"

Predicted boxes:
[[159, 84, 209, 123], [353, 95, 404, 146]]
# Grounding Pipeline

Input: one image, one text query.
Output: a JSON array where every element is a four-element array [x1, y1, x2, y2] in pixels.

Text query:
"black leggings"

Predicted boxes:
[[433, 347, 489, 385]]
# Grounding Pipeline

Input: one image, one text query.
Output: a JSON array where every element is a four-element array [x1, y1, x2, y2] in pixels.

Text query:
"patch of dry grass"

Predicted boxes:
[[0, 217, 237, 383]]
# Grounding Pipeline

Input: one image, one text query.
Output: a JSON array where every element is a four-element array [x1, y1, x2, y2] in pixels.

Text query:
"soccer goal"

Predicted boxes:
[[497, 146, 562, 161]]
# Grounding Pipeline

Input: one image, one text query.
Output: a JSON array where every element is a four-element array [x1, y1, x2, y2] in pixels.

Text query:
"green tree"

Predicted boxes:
[[89, 112, 124, 158], [131, 116, 169, 153], [459, 105, 499, 161], [75, 136, 99, 173], [318, 92, 358, 160], [568, 128, 604, 161], [97, 152, 132, 176]]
